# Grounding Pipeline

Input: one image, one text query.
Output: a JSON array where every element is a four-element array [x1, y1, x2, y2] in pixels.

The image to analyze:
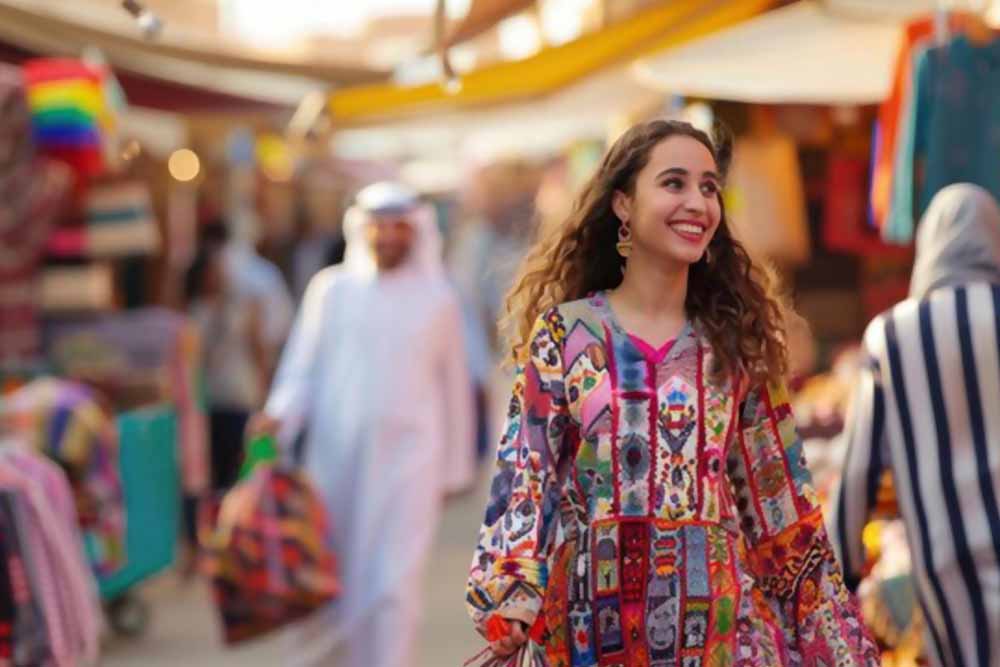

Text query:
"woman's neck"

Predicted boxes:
[[613, 249, 689, 320]]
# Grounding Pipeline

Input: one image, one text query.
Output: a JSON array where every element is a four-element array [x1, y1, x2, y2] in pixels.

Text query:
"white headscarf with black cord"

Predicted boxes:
[[341, 181, 444, 281]]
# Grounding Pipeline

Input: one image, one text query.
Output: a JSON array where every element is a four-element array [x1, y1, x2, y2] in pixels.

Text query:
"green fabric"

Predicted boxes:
[[238, 435, 278, 481], [98, 407, 179, 599], [889, 36, 1000, 243]]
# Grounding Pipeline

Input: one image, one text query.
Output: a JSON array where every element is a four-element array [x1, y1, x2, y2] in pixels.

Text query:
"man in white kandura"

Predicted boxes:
[[248, 181, 475, 667]]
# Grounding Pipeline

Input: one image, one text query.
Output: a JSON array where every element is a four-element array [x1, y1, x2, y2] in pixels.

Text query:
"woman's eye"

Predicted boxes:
[[662, 178, 684, 190], [700, 182, 719, 196]]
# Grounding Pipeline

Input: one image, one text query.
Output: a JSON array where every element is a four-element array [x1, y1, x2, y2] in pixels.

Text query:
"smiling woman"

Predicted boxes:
[[502, 119, 785, 386], [465, 119, 881, 666]]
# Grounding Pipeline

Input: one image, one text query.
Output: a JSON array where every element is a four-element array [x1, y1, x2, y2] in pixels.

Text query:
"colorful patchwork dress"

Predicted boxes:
[[466, 293, 879, 666]]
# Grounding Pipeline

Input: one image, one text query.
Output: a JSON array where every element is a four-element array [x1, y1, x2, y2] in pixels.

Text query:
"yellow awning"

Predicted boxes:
[[330, 0, 775, 125]]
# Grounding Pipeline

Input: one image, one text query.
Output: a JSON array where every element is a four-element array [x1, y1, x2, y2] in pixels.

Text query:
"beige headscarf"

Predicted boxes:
[[909, 183, 1000, 299]]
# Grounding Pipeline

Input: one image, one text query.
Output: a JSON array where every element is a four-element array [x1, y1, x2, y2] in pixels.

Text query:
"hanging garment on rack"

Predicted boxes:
[[82, 181, 160, 258], [0, 489, 52, 667], [826, 152, 914, 258], [889, 34, 1000, 242], [0, 64, 72, 368], [46, 309, 209, 494], [1, 378, 125, 578], [0, 445, 101, 666], [871, 17, 935, 233]]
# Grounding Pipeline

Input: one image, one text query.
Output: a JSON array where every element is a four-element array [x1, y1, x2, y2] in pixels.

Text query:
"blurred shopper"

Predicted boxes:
[[291, 164, 349, 301], [248, 181, 475, 667], [205, 213, 295, 384], [833, 183, 1000, 667], [465, 120, 878, 664], [185, 235, 269, 492]]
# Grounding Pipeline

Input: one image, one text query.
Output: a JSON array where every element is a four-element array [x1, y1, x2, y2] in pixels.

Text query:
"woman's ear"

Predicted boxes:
[[611, 190, 631, 224]]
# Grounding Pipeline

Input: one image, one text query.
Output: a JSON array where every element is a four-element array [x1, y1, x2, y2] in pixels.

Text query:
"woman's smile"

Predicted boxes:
[[665, 219, 708, 243]]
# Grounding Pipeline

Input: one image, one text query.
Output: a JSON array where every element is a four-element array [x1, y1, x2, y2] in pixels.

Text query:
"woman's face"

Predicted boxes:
[[613, 135, 722, 267]]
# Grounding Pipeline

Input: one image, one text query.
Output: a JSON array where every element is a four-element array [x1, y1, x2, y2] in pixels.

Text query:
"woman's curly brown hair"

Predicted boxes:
[[502, 119, 789, 386]]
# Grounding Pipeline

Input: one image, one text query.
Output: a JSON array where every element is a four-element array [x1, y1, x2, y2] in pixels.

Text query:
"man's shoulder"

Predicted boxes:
[[303, 264, 353, 298], [863, 284, 1000, 348], [875, 283, 1000, 327], [862, 299, 919, 353]]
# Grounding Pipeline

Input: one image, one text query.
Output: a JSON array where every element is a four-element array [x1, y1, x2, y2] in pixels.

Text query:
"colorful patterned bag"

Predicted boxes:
[[203, 465, 340, 645], [464, 616, 547, 667]]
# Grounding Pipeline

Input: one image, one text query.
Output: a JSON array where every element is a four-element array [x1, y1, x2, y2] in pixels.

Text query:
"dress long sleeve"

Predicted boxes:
[[465, 308, 570, 631], [726, 380, 879, 662], [264, 268, 333, 449], [831, 348, 888, 593]]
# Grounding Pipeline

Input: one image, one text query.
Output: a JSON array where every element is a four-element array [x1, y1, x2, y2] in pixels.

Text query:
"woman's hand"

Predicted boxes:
[[488, 619, 528, 657]]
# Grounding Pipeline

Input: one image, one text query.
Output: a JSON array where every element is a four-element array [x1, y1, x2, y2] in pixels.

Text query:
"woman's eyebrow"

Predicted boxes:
[[656, 167, 688, 178], [656, 167, 721, 181]]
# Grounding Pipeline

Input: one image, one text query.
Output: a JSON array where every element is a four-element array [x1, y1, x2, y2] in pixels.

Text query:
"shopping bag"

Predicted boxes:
[[464, 616, 547, 667], [463, 642, 547, 667], [203, 465, 340, 645]]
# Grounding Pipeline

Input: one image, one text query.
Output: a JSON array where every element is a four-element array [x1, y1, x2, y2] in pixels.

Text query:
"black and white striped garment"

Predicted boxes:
[[832, 281, 1000, 667]]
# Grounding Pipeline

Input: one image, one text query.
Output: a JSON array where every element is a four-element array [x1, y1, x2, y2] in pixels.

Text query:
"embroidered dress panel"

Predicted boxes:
[[467, 293, 879, 666]]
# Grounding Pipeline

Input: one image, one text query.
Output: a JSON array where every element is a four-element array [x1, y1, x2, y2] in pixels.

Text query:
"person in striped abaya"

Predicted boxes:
[[834, 183, 1000, 667]]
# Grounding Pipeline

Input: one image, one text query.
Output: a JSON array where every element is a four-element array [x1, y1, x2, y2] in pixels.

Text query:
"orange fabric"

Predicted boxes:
[[871, 13, 1000, 230], [870, 18, 934, 231]]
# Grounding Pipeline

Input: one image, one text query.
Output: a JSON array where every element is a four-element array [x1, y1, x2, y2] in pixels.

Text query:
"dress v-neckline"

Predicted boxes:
[[626, 333, 676, 365], [596, 290, 689, 365]]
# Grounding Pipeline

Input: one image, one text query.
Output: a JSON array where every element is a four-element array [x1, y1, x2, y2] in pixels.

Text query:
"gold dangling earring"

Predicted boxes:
[[616, 221, 632, 258]]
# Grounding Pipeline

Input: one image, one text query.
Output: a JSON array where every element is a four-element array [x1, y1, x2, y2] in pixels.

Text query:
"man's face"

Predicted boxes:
[[365, 214, 416, 271]]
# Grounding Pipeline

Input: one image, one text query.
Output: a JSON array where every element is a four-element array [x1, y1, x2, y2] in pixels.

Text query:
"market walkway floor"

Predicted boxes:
[[102, 472, 489, 667]]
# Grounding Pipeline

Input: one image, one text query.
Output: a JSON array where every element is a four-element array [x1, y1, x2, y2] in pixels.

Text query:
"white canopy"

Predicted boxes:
[[0, 0, 382, 107], [632, 1, 904, 105]]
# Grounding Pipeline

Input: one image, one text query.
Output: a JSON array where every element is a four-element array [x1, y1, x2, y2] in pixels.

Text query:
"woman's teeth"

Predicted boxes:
[[670, 223, 704, 235]]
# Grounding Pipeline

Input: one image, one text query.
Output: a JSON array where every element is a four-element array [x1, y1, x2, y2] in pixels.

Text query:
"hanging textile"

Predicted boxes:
[[888, 30, 1000, 242], [97, 408, 180, 600], [0, 489, 51, 666], [47, 181, 161, 260], [0, 443, 102, 666], [870, 17, 935, 233], [826, 152, 913, 259], [46, 308, 209, 494], [22, 58, 110, 181], [0, 64, 72, 369], [0, 378, 125, 578]]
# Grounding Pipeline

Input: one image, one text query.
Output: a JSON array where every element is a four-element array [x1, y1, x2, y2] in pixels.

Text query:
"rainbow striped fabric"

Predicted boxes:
[[22, 59, 109, 178]]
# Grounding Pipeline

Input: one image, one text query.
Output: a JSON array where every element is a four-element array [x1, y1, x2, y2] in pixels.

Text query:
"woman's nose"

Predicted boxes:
[[684, 195, 706, 216]]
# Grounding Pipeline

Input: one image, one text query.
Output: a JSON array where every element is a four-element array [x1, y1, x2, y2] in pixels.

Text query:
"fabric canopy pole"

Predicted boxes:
[[329, 0, 775, 125], [444, 0, 537, 48]]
